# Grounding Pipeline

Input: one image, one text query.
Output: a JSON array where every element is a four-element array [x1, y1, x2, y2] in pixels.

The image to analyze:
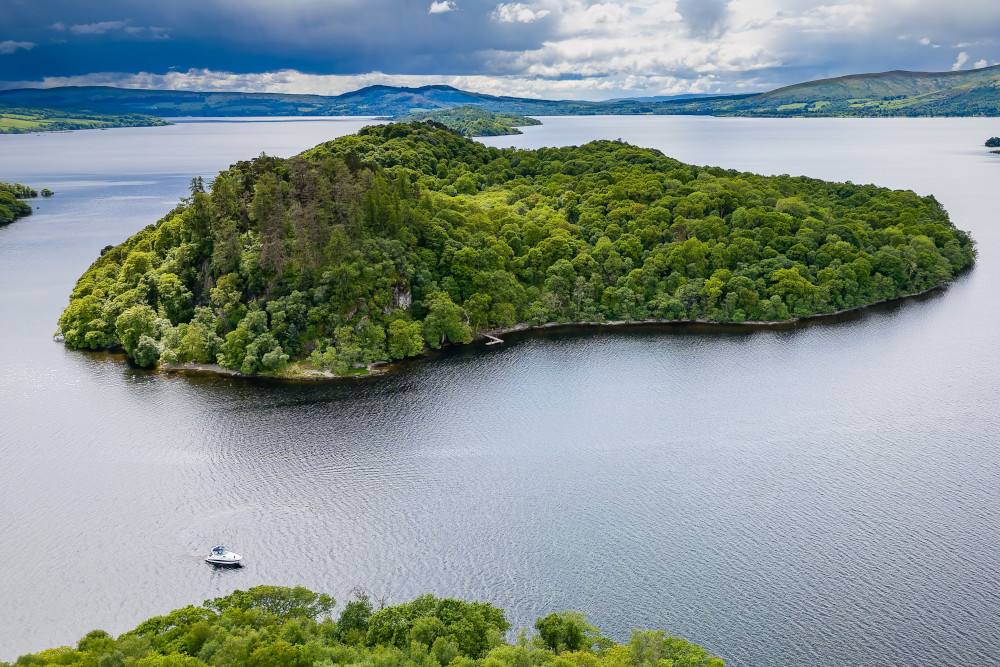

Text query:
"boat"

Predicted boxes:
[[205, 545, 242, 566]]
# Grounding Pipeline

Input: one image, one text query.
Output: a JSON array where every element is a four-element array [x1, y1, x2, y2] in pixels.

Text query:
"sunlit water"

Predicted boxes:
[[1, 116, 999, 666]]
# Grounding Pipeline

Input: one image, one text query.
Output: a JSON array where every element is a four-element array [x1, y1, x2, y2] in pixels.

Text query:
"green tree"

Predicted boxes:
[[115, 305, 162, 363], [534, 612, 601, 654], [422, 292, 472, 348], [387, 320, 425, 359]]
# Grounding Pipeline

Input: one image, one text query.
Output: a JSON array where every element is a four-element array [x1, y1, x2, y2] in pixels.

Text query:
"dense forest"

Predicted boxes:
[[397, 107, 541, 137], [3, 586, 723, 667], [0, 181, 36, 225], [57, 123, 975, 375]]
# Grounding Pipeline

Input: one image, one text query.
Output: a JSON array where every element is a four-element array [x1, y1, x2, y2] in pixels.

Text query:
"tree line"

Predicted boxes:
[[57, 122, 976, 375], [5, 586, 723, 667]]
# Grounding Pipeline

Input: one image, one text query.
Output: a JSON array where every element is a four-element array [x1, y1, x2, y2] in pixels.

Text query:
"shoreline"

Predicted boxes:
[[484, 281, 950, 338], [148, 279, 958, 383], [157, 360, 392, 382]]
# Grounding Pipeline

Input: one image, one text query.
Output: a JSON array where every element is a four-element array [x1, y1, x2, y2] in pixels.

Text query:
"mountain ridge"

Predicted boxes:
[[3, 65, 1000, 118]]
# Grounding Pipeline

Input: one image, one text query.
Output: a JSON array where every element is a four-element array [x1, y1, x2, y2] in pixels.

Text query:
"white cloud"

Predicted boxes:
[[9, 0, 1000, 99], [492, 3, 551, 23], [762, 3, 871, 33], [0, 40, 34, 55], [71, 21, 127, 35], [951, 51, 969, 70], [974, 58, 988, 68], [58, 20, 168, 38], [0, 67, 738, 100]]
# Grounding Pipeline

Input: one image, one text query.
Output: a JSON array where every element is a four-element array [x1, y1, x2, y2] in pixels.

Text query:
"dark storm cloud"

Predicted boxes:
[[2, 0, 1000, 99], [675, 0, 728, 39], [0, 0, 554, 78]]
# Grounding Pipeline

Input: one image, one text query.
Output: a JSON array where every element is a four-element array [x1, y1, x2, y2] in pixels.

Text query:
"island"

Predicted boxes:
[[56, 122, 976, 376], [0, 107, 170, 134], [3, 586, 724, 667], [986, 137, 1000, 147], [0, 181, 36, 225], [398, 106, 542, 137]]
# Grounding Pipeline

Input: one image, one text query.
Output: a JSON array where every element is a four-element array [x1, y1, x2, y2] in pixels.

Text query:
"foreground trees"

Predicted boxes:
[[5, 586, 724, 667], [58, 123, 976, 374]]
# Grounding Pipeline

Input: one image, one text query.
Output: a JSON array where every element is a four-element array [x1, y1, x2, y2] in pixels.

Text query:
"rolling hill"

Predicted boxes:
[[666, 65, 1000, 116], [2, 65, 1000, 120]]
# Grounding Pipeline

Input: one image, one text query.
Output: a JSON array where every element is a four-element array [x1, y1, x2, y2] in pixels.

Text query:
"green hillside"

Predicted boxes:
[[669, 65, 1000, 116]]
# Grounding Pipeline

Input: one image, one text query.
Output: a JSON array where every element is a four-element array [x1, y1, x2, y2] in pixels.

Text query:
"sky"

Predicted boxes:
[[2, 0, 999, 99]]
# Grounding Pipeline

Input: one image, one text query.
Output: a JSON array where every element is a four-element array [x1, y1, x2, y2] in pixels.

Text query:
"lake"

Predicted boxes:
[[1, 116, 998, 667]]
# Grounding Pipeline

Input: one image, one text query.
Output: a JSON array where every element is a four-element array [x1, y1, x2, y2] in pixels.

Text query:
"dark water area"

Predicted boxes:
[[1, 117, 999, 666]]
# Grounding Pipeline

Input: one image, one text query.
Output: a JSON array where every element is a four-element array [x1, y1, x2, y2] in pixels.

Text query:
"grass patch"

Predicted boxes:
[[0, 106, 169, 133]]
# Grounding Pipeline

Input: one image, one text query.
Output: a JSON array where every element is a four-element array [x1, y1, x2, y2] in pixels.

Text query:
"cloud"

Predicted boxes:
[[974, 58, 987, 68], [0, 67, 736, 100], [59, 20, 168, 38], [5, 0, 1000, 99], [951, 51, 969, 70], [0, 40, 34, 55], [675, 0, 728, 39], [70, 21, 127, 35], [492, 3, 551, 24], [124, 26, 169, 39]]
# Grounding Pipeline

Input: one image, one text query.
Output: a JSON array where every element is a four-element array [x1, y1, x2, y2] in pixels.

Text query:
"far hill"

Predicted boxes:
[[662, 65, 1000, 116], [3, 65, 1000, 120], [0, 84, 603, 117]]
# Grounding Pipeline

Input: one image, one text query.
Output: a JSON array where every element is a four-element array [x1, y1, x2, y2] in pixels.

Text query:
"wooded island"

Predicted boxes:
[[0, 181, 37, 225], [57, 123, 976, 375], [397, 107, 541, 137]]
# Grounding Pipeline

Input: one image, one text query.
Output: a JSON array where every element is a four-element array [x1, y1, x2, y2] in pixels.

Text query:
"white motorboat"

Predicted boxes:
[[205, 545, 242, 566]]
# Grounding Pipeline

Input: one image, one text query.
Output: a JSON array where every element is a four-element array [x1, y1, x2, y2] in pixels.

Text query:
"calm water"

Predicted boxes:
[[1, 117, 999, 667]]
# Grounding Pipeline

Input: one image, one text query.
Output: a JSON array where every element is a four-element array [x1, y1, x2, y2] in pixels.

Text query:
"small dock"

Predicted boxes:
[[485, 333, 504, 345]]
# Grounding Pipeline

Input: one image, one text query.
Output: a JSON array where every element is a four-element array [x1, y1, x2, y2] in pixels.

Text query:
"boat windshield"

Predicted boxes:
[[211, 546, 226, 554]]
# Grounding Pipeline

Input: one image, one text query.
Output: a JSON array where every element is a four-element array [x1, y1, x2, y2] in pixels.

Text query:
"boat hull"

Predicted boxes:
[[205, 556, 242, 566]]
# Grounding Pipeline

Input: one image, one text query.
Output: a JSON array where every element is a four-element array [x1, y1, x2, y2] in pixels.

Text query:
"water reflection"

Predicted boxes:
[[0, 117, 998, 667]]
